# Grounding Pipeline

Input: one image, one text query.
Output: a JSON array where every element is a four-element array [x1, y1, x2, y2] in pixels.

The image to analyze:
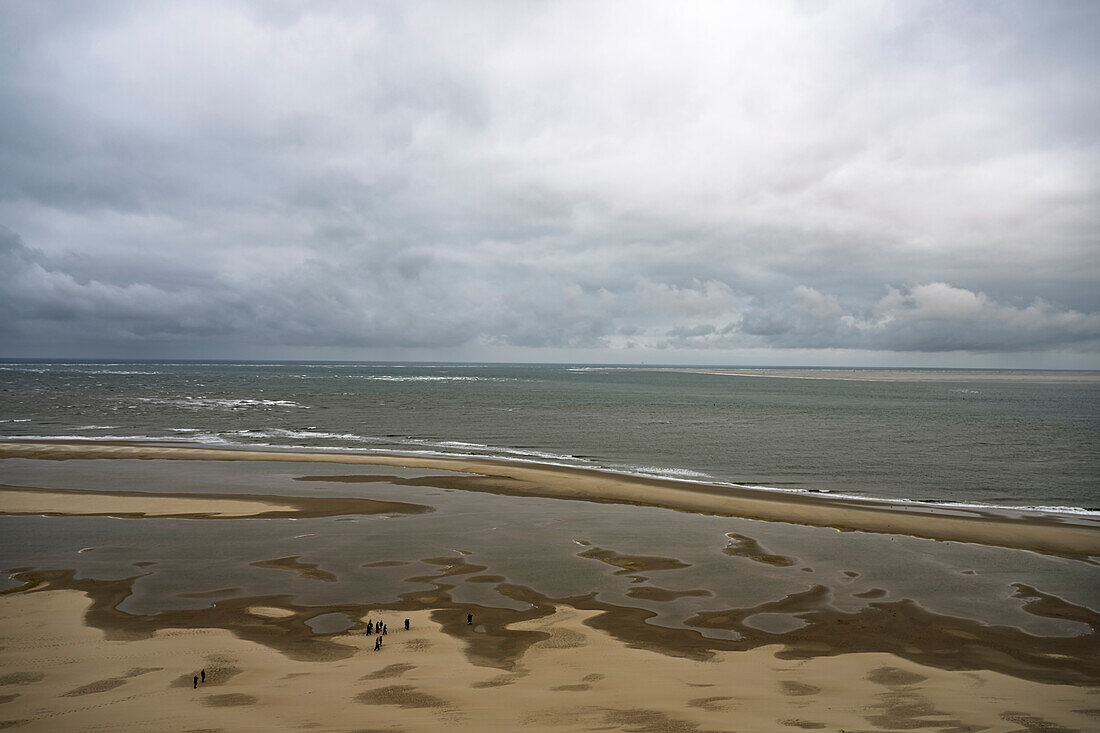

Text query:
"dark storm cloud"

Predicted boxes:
[[0, 1, 1097, 364]]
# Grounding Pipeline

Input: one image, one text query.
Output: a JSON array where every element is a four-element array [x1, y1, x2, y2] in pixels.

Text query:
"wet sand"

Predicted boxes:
[[2, 441, 1098, 557], [1, 581, 1096, 732]]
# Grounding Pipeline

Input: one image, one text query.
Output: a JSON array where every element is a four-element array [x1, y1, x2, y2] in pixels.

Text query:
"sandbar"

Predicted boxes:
[[2, 441, 1097, 557], [0, 481, 432, 519]]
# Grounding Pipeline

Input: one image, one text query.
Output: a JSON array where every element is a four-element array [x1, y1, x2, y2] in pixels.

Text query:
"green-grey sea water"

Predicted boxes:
[[2, 361, 1097, 511]]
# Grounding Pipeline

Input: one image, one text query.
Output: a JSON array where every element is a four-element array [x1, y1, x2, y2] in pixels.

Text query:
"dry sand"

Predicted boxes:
[[0, 481, 432, 519], [1, 587, 1096, 732], [2, 441, 1098, 557], [0, 486, 298, 518]]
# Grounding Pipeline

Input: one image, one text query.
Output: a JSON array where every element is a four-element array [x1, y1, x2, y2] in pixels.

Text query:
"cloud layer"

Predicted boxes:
[[1, 1, 1098, 364]]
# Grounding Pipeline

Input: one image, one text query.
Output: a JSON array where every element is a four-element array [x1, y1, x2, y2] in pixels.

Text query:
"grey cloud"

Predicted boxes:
[[665, 283, 1100, 353], [0, 1, 1098, 365]]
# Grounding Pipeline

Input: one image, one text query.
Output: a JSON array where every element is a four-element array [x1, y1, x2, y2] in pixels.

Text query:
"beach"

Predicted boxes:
[[2, 585, 1096, 732], [1, 441, 1098, 730]]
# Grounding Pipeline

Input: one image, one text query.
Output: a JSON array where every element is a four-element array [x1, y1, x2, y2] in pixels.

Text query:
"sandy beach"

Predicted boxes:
[[1, 440, 1098, 731], [1, 583, 1096, 732], [2, 441, 1097, 557]]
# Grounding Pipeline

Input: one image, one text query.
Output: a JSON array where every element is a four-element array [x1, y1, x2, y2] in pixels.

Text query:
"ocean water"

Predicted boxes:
[[1, 360, 1098, 512]]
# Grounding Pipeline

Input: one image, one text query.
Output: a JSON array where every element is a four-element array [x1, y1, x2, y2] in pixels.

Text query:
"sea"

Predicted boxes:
[[1, 360, 1098, 513]]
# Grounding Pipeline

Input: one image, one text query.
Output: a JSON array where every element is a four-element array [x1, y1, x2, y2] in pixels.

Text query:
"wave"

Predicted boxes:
[[134, 397, 309, 410], [4, 429, 1096, 519], [1, 433, 230, 444], [731, 483, 1100, 518], [0, 366, 161, 375], [352, 375, 513, 382]]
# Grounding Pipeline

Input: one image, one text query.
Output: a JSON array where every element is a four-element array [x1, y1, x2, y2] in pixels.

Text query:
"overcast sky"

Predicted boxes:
[[1, 1, 1098, 366]]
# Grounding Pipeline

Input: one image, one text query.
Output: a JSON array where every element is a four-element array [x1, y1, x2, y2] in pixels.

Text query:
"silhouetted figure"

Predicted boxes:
[[366, 620, 373, 635], [404, 618, 410, 631], [382, 623, 387, 635], [467, 613, 473, 625], [193, 675, 198, 689], [200, 669, 206, 683], [374, 635, 381, 651]]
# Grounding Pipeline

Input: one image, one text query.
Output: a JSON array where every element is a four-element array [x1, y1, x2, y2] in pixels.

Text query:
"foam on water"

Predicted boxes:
[[134, 397, 309, 409]]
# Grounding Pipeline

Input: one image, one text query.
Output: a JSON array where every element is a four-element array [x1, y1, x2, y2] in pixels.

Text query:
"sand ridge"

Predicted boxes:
[[0, 481, 433, 519], [2, 441, 1098, 556]]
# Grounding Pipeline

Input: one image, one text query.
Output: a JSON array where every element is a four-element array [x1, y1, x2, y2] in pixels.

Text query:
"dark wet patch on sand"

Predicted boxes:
[[1012, 583, 1100, 633], [123, 667, 161, 678], [576, 546, 690, 575], [63, 677, 127, 696], [551, 683, 590, 691], [466, 575, 505, 584], [471, 672, 526, 688], [10, 566, 1100, 686], [626, 586, 711, 602], [724, 532, 796, 567], [171, 657, 242, 688], [779, 680, 821, 696], [203, 693, 257, 707], [688, 696, 732, 711], [864, 686, 964, 731], [355, 685, 449, 709], [533, 627, 586, 649], [0, 673, 44, 686], [601, 708, 700, 732], [778, 718, 826, 729], [1000, 710, 1081, 732], [361, 664, 416, 680], [362, 561, 409, 568], [867, 666, 927, 687], [0, 695, 18, 705], [250, 556, 337, 583]]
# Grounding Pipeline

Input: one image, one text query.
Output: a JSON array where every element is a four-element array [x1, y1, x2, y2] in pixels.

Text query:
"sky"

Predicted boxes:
[[1, 1, 1098, 367]]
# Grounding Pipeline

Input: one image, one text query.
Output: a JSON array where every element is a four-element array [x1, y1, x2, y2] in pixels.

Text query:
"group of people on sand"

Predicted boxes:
[[366, 617, 412, 651], [189, 611, 459, 686]]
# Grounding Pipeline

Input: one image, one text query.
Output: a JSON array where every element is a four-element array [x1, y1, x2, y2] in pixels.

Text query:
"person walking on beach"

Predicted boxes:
[[467, 613, 473, 625], [193, 675, 198, 689], [366, 620, 373, 635], [404, 618, 410, 631], [382, 623, 387, 635], [200, 669, 206, 684]]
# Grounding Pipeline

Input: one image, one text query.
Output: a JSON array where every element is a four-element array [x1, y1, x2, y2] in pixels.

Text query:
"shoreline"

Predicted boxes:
[[1, 441, 1098, 558]]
